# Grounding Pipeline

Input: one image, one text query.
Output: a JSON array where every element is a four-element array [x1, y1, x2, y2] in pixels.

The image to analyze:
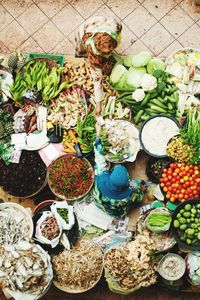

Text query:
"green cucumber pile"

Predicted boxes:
[[173, 203, 200, 246], [118, 70, 180, 124]]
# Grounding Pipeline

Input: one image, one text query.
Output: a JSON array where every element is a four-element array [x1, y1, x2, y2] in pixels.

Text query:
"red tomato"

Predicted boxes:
[[189, 169, 194, 175], [168, 169, 173, 175], [160, 183, 164, 188]]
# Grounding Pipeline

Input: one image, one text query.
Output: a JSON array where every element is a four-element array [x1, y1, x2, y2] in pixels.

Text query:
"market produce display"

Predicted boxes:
[[0, 241, 53, 299], [160, 162, 200, 203], [139, 115, 180, 157], [1, 26, 200, 299], [0, 150, 47, 197], [47, 87, 87, 129], [136, 208, 175, 253], [166, 48, 200, 95], [146, 157, 172, 184], [172, 200, 200, 249], [48, 155, 94, 200], [186, 252, 200, 286], [158, 253, 186, 281], [0, 203, 33, 245], [76, 112, 96, 154], [10, 59, 71, 104], [102, 119, 140, 162], [52, 240, 103, 292], [110, 51, 180, 124], [104, 232, 158, 293]]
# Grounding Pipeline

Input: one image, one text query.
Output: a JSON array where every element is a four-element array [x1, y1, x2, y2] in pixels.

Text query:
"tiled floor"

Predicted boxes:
[[0, 0, 200, 57]]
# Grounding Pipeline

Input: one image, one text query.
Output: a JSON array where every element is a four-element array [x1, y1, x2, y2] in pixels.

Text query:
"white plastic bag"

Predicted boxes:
[[35, 211, 62, 248], [51, 201, 75, 231]]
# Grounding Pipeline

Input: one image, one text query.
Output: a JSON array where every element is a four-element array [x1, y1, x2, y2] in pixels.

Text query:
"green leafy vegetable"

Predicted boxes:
[[180, 105, 200, 165], [126, 67, 146, 89], [10, 61, 71, 104], [131, 51, 152, 67], [147, 58, 165, 74]]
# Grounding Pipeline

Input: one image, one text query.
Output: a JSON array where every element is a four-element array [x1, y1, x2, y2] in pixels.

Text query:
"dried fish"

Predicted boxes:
[[0, 205, 32, 245]]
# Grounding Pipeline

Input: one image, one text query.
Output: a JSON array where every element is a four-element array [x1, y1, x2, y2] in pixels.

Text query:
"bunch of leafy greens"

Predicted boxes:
[[180, 105, 200, 165], [10, 60, 71, 104]]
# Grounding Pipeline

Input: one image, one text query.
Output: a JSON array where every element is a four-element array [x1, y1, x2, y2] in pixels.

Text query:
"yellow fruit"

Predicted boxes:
[[114, 112, 118, 117], [125, 114, 129, 119]]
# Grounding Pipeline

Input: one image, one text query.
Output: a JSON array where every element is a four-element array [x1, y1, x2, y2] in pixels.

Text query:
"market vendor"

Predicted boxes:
[[75, 16, 122, 114], [92, 120, 146, 218]]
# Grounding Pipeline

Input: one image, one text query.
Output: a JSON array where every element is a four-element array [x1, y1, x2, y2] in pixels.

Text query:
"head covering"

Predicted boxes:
[[97, 165, 132, 200]]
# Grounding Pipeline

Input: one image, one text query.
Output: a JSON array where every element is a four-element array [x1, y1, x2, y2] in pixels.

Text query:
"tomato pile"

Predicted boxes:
[[160, 162, 200, 203]]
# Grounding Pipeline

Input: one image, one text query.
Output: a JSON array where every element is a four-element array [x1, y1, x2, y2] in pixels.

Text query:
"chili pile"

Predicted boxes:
[[48, 155, 94, 200]]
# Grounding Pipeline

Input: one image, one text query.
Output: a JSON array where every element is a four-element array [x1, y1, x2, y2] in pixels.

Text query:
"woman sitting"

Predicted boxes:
[[92, 121, 146, 218]]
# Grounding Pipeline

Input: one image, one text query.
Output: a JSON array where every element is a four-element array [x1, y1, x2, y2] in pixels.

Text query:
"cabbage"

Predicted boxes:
[[123, 54, 133, 67], [147, 58, 165, 74], [126, 67, 146, 89], [114, 71, 128, 90], [131, 51, 152, 67], [110, 64, 127, 85]]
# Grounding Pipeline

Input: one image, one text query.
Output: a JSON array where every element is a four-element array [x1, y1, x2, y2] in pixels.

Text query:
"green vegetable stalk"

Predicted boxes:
[[9, 61, 71, 104], [180, 105, 200, 165]]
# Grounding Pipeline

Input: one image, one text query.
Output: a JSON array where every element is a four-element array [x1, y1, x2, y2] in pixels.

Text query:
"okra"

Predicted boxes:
[[168, 86, 177, 94], [134, 109, 144, 124], [141, 94, 150, 106], [167, 103, 174, 110], [150, 99, 167, 109], [167, 95, 177, 103], [150, 105, 167, 113]]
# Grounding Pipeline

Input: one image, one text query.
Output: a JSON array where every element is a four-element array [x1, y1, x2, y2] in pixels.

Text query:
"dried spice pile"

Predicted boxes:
[[48, 155, 94, 200], [0, 151, 47, 197]]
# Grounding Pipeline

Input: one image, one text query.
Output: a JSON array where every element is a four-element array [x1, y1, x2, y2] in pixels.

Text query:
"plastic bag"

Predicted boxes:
[[35, 211, 62, 248], [51, 201, 74, 231]]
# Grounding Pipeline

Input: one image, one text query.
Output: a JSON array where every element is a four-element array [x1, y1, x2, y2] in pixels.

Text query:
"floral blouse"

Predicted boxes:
[[93, 138, 145, 218]]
